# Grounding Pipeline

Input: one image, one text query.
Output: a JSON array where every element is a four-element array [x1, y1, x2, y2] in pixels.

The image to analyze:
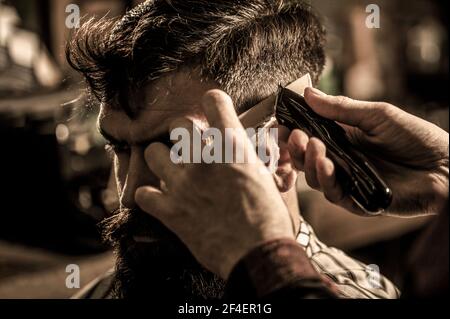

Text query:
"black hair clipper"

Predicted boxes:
[[239, 74, 392, 215]]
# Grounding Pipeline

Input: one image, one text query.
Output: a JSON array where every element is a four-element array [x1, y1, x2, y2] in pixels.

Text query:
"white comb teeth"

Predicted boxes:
[[238, 74, 312, 129]]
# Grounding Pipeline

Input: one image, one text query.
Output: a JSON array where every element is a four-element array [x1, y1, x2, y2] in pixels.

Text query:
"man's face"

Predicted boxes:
[[98, 71, 228, 298], [97, 70, 299, 298], [99, 72, 217, 213]]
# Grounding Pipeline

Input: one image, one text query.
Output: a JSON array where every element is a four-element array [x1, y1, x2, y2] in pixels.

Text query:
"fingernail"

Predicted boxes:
[[135, 187, 146, 202], [306, 87, 326, 97], [202, 89, 232, 108]]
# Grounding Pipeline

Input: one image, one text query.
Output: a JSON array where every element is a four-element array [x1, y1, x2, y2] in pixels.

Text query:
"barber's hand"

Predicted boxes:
[[289, 87, 449, 216], [135, 90, 294, 279]]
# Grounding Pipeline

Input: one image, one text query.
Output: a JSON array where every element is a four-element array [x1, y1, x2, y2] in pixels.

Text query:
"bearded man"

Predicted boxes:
[[67, 0, 399, 299]]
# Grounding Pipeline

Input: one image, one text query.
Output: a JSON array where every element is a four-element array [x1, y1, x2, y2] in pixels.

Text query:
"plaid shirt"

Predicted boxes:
[[295, 218, 399, 298]]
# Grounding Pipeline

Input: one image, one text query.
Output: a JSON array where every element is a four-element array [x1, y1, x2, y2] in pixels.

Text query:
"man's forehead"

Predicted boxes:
[[145, 71, 212, 110], [98, 71, 217, 144]]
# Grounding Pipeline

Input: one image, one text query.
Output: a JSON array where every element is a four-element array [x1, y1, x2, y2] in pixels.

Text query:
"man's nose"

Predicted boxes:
[[120, 147, 158, 209]]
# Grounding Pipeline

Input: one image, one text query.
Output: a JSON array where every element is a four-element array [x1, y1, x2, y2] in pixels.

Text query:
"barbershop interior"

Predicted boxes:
[[0, 0, 448, 298]]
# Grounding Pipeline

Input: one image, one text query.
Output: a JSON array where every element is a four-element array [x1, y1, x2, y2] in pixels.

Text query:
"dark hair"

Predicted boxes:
[[66, 0, 326, 116]]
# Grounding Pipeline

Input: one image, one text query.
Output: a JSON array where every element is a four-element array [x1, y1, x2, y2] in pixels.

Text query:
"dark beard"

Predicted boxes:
[[100, 208, 225, 300]]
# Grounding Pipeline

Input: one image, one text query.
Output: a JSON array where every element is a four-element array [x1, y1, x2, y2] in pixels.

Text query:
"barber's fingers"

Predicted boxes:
[[290, 134, 368, 215], [144, 143, 182, 187], [202, 90, 258, 162], [304, 87, 384, 133], [169, 117, 194, 142], [315, 156, 367, 216], [304, 138, 326, 190], [135, 186, 174, 222], [169, 117, 203, 164], [201, 90, 243, 132], [316, 156, 345, 203], [287, 129, 309, 170]]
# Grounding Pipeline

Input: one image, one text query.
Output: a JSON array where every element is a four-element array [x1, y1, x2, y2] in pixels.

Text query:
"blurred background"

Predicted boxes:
[[0, 0, 448, 298]]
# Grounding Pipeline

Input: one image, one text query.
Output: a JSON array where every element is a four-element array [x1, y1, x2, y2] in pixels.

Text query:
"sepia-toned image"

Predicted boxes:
[[0, 0, 448, 311]]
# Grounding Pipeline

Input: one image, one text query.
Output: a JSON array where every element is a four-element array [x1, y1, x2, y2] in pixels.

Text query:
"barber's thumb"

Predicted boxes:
[[304, 87, 367, 127], [135, 186, 173, 222]]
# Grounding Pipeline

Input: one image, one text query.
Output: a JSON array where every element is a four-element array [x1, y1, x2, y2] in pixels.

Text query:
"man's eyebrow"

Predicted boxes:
[[97, 125, 172, 148]]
